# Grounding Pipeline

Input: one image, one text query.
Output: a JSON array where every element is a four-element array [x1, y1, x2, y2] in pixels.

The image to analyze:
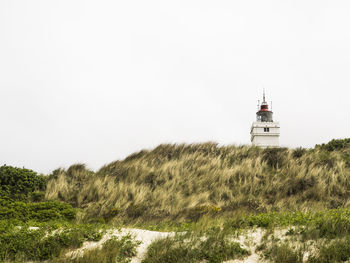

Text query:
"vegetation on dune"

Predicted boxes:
[[0, 165, 46, 201], [261, 243, 304, 263], [257, 222, 350, 263], [61, 234, 140, 263], [140, 208, 350, 263], [307, 238, 350, 263], [0, 165, 91, 262], [316, 138, 350, 152], [0, 221, 105, 262], [0, 199, 75, 222], [0, 165, 76, 223], [45, 139, 350, 222], [142, 228, 249, 263], [224, 208, 350, 236], [2, 138, 350, 262]]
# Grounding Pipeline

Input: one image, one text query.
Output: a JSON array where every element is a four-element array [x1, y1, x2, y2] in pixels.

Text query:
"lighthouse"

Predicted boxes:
[[250, 92, 280, 147]]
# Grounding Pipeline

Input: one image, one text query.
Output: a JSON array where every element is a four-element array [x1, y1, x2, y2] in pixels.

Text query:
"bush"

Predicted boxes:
[[0, 199, 76, 222], [0, 165, 46, 201], [0, 223, 104, 261], [31, 191, 46, 202], [317, 138, 350, 152]]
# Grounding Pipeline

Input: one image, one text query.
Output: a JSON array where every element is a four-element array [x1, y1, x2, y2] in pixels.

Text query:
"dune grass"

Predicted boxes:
[[45, 140, 350, 223], [142, 229, 249, 263], [57, 234, 140, 263]]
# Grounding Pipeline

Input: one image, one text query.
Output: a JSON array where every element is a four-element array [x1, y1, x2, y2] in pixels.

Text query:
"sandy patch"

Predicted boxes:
[[66, 227, 296, 263], [125, 229, 172, 263], [224, 228, 265, 263], [66, 228, 173, 262]]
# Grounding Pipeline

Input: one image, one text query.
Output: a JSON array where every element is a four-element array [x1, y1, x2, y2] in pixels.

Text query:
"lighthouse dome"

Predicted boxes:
[[256, 96, 273, 122]]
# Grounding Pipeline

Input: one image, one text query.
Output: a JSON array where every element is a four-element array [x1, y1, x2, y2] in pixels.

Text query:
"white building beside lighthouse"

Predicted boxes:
[[250, 92, 280, 147]]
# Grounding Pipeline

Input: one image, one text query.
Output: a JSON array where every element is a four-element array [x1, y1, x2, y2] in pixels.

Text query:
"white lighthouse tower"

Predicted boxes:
[[250, 92, 280, 147]]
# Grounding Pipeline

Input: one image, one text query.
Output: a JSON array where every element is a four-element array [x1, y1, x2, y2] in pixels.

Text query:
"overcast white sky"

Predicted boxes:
[[1, 0, 350, 173]]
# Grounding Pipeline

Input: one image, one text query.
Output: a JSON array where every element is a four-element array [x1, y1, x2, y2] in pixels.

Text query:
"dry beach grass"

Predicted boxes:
[[46, 141, 350, 223]]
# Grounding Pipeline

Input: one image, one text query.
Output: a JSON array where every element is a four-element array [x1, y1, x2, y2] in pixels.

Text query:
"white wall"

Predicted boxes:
[[251, 122, 280, 147]]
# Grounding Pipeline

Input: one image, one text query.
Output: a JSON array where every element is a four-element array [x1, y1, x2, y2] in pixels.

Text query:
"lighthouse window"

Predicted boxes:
[[264, 128, 270, 132]]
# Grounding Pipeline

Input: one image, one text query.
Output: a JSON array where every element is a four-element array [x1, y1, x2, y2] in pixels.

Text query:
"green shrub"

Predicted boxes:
[[0, 223, 104, 261], [31, 191, 45, 202], [317, 138, 350, 152], [0, 165, 46, 201], [0, 199, 76, 222]]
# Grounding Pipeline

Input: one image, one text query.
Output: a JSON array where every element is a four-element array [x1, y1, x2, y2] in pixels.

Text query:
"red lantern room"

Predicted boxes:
[[256, 91, 273, 122]]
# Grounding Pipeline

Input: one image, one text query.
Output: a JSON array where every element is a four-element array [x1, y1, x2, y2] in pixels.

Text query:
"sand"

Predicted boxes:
[[66, 228, 173, 262], [225, 228, 265, 263], [67, 227, 294, 263]]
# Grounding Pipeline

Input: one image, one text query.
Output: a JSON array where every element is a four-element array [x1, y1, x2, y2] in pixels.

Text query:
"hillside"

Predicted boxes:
[[45, 139, 350, 223], [2, 139, 350, 262]]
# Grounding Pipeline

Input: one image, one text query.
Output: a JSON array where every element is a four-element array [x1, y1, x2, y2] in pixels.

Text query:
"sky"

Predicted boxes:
[[1, 0, 350, 174]]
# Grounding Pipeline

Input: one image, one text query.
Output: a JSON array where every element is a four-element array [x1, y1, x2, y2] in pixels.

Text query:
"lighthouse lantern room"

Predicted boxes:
[[250, 92, 280, 147]]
